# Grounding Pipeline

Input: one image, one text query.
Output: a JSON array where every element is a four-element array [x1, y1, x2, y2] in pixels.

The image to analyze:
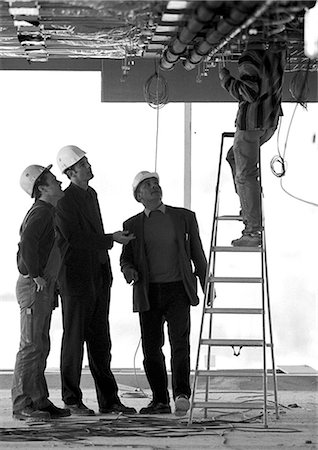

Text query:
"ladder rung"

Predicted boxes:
[[192, 401, 274, 410], [209, 276, 263, 283], [200, 339, 272, 347], [222, 132, 235, 138], [212, 246, 262, 252], [217, 215, 243, 221], [205, 307, 263, 314], [196, 370, 272, 377]]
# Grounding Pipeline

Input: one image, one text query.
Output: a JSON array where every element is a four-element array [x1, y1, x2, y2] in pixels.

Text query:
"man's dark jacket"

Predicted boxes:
[[56, 183, 113, 296], [120, 206, 207, 312]]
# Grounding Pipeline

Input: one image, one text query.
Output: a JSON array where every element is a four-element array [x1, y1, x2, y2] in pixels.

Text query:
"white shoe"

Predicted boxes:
[[174, 395, 190, 417]]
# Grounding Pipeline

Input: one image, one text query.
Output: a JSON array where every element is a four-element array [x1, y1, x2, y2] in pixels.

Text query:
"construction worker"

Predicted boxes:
[[219, 36, 287, 247], [12, 164, 70, 421], [56, 145, 136, 416], [120, 171, 207, 416]]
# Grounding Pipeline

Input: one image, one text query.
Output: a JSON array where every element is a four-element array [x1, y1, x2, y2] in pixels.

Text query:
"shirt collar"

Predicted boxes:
[[144, 203, 166, 217]]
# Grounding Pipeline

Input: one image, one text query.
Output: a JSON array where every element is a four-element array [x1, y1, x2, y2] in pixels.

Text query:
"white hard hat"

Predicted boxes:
[[57, 145, 86, 173], [20, 164, 53, 197], [132, 171, 159, 199]]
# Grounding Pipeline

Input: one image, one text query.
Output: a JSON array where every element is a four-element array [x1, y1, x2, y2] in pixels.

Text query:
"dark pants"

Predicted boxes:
[[12, 275, 54, 412], [60, 274, 119, 409], [139, 281, 191, 404]]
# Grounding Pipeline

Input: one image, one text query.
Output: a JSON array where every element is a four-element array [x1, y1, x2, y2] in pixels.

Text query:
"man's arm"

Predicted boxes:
[[188, 212, 207, 291], [219, 49, 262, 103], [56, 194, 114, 251], [120, 220, 139, 284]]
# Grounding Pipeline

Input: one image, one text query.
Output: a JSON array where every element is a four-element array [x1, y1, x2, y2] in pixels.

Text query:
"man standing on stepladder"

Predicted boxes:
[[219, 35, 286, 247]]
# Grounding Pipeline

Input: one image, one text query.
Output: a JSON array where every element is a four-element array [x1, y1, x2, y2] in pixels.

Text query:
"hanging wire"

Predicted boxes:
[[121, 337, 149, 399], [143, 59, 169, 109], [270, 82, 318, 208], [143, 59, 169, 171]]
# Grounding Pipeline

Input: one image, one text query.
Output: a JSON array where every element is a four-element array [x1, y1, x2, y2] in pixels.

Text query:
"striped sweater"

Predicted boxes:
[[220, 45, 287, 130]]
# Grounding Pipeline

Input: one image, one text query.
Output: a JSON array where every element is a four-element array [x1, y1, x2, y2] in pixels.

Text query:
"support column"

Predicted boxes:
[[184, 102, 192, 209]]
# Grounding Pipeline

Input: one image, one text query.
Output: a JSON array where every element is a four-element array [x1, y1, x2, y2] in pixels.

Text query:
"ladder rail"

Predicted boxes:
[[189, 132, 231, 423]]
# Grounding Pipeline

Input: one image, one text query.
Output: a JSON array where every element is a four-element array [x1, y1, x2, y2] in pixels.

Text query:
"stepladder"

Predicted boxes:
[[188, 132, 279, 428]]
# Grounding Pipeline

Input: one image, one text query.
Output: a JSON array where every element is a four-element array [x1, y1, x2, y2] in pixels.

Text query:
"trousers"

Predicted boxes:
[[12, 275, 55, 412], [226, 126, 277, 233], [60, 275, 119, 409], [139, 281, 191, 404]]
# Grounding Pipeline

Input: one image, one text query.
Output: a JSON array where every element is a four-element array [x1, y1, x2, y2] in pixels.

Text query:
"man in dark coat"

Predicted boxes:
[[56, 145, 136, 416], [120, 171, 207, 416]]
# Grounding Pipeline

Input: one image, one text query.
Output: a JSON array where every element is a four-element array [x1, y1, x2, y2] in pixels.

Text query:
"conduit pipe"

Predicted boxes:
[[184, 1, 260, 71], [160, 0, 223, 71]]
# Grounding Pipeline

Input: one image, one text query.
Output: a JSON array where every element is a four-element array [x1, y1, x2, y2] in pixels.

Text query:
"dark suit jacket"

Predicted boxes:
[[120, 205, 207, 312], [56, 183, 113, 297]]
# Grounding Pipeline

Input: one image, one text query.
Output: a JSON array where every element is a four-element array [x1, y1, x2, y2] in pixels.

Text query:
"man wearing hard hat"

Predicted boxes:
[[12, 164, 70, 421], [120, 171, 207, 416], [55, 145, 136, 416]]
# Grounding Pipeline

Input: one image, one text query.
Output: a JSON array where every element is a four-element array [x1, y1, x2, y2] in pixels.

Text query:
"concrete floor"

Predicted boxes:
[[0, 372, 317, 449]]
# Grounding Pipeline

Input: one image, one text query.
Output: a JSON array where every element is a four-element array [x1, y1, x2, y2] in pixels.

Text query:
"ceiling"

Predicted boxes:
[[0, 1, 317, 102]]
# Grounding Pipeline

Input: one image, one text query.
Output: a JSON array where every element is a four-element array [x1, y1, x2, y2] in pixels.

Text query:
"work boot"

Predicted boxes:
[[13, 406, 51, 421], [231, 232, 262, 247]]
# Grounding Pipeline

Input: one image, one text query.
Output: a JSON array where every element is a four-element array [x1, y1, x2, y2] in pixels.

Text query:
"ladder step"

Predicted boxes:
[[209, 276, 263, 283], [200, 339, 272, 347], [217, 215, 243, 221], [196, 369, 273, 377], [192, 401, 275, 410], [212, 246, 262, 252], [205, 307, 263, 314]]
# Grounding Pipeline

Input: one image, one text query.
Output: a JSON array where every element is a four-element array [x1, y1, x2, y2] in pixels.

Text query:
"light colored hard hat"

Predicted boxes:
[[132, 171, 159, 199], [57, 145, 86, 173], [20, 164, 53, 197]]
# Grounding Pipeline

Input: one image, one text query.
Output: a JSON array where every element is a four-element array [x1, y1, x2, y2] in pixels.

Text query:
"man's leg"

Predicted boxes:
[[12, 276, 52, 414], [86, 284, 119, 409], [233, 129, 263, 234], [60, 294, 86, 406], [165, 283, 191, 400], [139, 284, 169, 405]]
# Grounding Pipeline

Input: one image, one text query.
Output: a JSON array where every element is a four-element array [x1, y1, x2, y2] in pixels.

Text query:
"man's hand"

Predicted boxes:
[[219, 67, 230, 81], [113, 230, 135, 245], [123, 267, 139, 285], [33, 276, 47, 292]]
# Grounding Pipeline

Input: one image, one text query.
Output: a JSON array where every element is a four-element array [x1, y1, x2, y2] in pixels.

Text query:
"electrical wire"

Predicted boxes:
[[143, 60, 169, 172], [270, 67, 318, 208], [121, 337, 149, 399]]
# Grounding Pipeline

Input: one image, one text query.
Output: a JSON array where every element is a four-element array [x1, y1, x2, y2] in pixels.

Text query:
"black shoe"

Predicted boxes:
[[40, 403, 71, 419], [174, 394, 190, 417], [139, 401, 171, 415], [99, 401, 137, 415], [13, 406, 51, 421], [65, 402, 95, 416]]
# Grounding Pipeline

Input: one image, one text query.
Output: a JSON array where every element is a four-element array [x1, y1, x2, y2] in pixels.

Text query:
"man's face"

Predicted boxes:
[[71, 157, 93, 183], [41, 171, 64, 200], [137, 177, 162, 205]]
